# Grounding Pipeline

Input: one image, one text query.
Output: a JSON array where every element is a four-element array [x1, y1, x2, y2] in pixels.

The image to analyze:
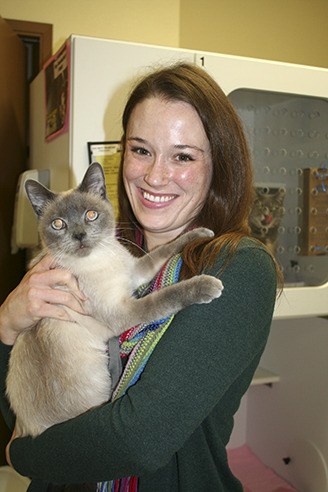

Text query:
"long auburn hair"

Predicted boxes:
[[117, 62, 278, 279]]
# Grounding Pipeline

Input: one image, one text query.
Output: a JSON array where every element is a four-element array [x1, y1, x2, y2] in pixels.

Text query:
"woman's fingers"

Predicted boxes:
[[29, 258, 87, 303], [27, 284, 86, 316], [30, 254, 56, 272]]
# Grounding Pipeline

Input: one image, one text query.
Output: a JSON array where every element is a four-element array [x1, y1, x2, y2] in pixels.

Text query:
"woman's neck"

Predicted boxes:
[[144, 229, 185, 251]]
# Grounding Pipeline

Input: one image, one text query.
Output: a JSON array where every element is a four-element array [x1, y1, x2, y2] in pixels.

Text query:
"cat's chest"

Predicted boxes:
[[78, 265, 135, 306]]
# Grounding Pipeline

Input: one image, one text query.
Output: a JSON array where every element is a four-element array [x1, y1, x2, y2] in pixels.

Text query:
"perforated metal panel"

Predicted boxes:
[[229, 89, 328, 286]]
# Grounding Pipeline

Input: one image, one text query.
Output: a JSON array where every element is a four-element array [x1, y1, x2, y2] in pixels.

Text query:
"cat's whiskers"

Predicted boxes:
[[117, 237, 147, 255]]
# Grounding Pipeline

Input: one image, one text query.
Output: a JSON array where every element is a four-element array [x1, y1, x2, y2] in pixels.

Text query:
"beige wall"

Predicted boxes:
[[2, 0, 328, 68], [1, 0, 180, 53], [180, 0, 328, 68]]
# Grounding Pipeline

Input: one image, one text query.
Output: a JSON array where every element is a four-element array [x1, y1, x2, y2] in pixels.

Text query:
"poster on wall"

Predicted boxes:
[[44, 40, 70, 141], [88, 141, 122, 217]]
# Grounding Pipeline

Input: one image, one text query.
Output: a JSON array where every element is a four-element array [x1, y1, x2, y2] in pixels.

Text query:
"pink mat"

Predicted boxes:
[[227, 445, 297, 492]]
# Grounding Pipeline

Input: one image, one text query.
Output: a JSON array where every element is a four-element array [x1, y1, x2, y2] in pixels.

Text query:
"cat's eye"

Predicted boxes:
[[51, 218, 66, 230], [85, 210, 98, 222]]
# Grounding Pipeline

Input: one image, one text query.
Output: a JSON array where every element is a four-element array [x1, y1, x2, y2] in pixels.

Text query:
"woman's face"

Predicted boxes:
[[123, 97, 212, 250]]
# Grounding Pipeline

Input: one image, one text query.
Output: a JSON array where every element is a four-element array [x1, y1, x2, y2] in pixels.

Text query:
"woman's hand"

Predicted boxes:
[[0, 255, 87, 345]]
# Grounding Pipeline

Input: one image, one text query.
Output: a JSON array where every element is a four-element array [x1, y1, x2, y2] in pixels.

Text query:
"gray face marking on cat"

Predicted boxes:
[[40, 191, 115, 258], [25, 162, 116, 259]]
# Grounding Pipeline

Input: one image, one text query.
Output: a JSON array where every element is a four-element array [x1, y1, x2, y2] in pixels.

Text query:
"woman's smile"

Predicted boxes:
[[139, 187, 178, 206]]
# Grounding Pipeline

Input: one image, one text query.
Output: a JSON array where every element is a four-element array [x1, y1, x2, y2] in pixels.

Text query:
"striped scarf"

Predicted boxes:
[[97, 253, 182, 492]]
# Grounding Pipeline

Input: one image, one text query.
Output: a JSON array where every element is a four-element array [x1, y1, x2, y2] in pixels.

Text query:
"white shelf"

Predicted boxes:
[[251, 367, 280, 386]]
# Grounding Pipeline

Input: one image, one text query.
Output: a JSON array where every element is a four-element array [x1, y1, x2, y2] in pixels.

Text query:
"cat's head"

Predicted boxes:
[[249, 187, 285, 233], [25, 162, 115, 258]]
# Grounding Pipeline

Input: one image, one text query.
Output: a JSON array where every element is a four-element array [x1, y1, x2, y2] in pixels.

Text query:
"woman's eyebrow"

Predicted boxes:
[[127, 136, 148, 144], [174, 144, 205, 153], [126, 139, 206, 153]]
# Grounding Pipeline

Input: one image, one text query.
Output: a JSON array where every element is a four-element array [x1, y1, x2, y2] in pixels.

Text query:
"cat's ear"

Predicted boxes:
[[276, 188, 286, 204], [25, 180, 56, 217], [78, 162, 107, 200]]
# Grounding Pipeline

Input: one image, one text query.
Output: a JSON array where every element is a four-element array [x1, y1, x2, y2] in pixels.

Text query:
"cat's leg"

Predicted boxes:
[[110, 274, 223, 330], [63, 308, 122, 338], [133, 228, 214, 286]]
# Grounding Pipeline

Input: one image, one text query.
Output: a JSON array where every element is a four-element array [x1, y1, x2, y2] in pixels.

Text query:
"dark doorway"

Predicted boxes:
[[5, 18, 52, 81]]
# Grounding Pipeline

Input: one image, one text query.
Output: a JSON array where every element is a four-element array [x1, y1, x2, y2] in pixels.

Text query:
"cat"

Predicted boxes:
[[6, 162, 223, 437], [249, 186, 285, 254]]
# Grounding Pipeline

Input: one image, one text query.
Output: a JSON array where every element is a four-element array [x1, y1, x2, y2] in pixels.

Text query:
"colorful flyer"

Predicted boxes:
[[88, 141, 122, 216]]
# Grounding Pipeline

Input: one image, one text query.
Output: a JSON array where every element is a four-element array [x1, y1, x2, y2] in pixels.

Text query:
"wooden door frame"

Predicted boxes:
[[5, 18, 52, 67]]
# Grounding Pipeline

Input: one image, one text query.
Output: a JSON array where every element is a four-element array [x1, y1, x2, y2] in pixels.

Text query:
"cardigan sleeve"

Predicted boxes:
[[9, 243, 277, 484]]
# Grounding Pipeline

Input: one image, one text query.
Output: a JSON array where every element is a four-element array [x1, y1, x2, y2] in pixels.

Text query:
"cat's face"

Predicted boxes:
[[25, 163, 115, 259], [39, 191, 115, 258], [249, 188, 285, 232]]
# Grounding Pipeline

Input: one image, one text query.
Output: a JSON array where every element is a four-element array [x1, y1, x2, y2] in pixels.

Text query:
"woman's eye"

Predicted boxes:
[[51, 218, 66, 230], [176, 153, 194, 162], [131, 146, 150, 156], [85, 210, 98, 222]]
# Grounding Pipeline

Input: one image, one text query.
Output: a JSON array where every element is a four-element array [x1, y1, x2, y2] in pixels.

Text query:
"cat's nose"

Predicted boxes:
[[73, 231, 86, 242]]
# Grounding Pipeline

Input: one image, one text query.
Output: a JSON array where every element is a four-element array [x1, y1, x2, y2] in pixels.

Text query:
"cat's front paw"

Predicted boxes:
[[192, 275, 224, 304]]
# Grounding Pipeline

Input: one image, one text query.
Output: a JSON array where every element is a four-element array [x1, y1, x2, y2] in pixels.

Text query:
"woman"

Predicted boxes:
[[0, 63, 279, 491]]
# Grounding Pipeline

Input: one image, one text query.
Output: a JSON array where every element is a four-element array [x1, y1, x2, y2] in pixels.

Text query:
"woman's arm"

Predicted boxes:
[[8, 244, 277, 484]]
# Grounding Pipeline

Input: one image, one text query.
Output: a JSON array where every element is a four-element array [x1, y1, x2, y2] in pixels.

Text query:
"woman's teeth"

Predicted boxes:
[[143, 191, 175, 203]]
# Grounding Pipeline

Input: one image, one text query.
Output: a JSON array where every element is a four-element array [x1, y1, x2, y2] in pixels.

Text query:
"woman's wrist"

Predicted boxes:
[[0, 304, 17, 346], [0, 328, 16, 346]]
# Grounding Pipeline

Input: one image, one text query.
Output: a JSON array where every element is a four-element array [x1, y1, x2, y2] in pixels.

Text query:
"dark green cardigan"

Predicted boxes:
[[0, 240, 277, 491]]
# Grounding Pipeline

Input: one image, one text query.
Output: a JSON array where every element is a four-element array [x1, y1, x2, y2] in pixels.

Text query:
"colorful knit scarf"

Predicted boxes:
[[96, 253, 183, 492]]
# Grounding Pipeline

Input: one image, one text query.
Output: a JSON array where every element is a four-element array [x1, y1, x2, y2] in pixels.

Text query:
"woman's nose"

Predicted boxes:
[[144, 157, 170, 188]]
